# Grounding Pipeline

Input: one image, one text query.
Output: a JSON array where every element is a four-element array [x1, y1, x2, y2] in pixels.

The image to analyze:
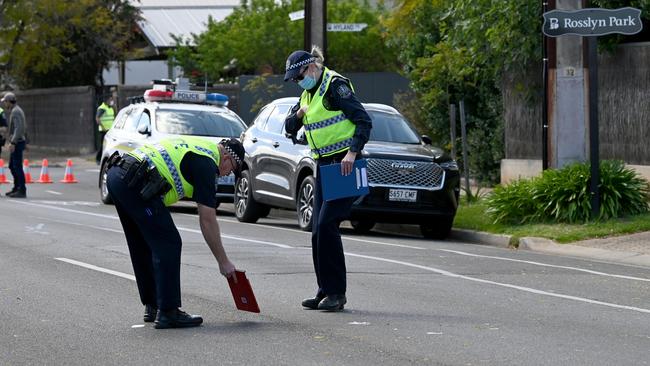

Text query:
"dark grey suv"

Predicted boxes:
[[235, 97, 460, 239]]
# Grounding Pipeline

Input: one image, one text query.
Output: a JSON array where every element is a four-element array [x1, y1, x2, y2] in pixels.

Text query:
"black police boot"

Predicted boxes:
[[154, 308, 203, 329], [5, 188, 17, 196], [143, 304, 158, 322], [301, 293, 325, 310], [8, 189, 26, 198], [317, 294, 347, 311]]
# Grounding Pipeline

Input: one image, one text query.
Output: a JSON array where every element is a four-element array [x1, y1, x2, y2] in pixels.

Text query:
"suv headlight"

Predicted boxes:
[[439, 161, 459, 171]]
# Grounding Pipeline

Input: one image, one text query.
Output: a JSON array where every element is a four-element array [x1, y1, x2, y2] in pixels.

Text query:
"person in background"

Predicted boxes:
[[105, 136, 243, 329], [0, 105, 6, 158], [96, 94, 115, 164], [1, 92, 27, 198], [283, 46, 372, 312]]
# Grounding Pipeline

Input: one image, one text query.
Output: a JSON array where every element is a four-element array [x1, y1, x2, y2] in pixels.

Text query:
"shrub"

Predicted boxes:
[[487, 160, 650, 224], [486, 178, 540, 224]]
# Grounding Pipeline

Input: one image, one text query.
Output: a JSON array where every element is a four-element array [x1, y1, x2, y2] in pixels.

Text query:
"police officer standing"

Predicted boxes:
[[284, 47, 372, 311], [106, 136, 243, 328], [96, 94, 115, 164]]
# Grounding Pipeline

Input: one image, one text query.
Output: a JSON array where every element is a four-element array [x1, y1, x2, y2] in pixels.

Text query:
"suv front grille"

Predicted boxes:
[[366, 158, 445, 190]]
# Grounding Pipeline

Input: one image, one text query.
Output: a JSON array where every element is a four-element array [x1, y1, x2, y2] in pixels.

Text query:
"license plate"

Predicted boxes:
[[388, 189, 417, 202], [217, 174, 235, 186]]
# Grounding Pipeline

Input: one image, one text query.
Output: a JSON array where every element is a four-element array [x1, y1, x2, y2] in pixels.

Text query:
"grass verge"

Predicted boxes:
[[454, 200, 650, 243]]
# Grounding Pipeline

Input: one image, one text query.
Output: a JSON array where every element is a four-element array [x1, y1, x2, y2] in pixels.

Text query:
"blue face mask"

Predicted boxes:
[[298, 76, 317, 90]]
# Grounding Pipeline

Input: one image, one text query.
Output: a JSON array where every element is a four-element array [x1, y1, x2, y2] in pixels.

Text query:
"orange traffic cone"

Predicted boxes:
[[23, 159, 33, 184], [37, 159, 53, 183], [0, 159, 9, 184], [60, 159, 78, 183]]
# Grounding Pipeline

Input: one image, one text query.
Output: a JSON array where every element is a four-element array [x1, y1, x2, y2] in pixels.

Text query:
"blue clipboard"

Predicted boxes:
[[319, 159, 370, 201]]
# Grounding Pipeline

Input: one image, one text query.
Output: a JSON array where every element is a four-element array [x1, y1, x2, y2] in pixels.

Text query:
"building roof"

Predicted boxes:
[[131, 0, 239, 49]]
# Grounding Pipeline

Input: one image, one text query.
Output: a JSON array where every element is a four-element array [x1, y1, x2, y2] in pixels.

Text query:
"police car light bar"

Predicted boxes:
[[144, 89, 173, 102], [143, 89, 229, 106]]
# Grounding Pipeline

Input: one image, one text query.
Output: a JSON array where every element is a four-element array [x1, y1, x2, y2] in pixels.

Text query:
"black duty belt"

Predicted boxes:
[[107, 152, 172, 201]]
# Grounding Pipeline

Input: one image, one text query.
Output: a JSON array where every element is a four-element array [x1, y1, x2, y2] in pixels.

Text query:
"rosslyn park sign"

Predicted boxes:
[[543, 7, 642, 37]]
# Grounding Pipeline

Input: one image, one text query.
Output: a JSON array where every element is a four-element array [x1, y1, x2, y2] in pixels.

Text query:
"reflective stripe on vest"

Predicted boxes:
[[128, 137, 220, 206], [300, 67, 356, 159], [98, 103, 115, 131]]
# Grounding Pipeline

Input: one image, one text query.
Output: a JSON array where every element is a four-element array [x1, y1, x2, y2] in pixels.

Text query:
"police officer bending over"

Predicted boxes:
[[106, 136, 244, 329], [284, 46, 372, 311]]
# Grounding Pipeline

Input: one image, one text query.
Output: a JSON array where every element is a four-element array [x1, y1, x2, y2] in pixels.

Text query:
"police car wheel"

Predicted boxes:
[[296, 176, 315, 232], [99, 162, 113, 204], [234, 170, 269, 223], [420, 217, 453, 240]]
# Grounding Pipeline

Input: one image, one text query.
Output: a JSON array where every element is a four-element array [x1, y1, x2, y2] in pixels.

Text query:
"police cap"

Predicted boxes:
[[283, 50, 316, 82]]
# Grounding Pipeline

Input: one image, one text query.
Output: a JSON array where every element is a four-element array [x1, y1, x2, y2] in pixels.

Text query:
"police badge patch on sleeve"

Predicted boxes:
[[336, 83, 352, 98]]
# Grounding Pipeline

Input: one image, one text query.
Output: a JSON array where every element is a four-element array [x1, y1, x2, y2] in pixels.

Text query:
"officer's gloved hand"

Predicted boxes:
[[285, 133, 299, 145]]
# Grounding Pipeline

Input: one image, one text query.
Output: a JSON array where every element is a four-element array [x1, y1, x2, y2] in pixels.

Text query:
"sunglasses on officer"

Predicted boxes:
[[291, 65, 310, 82]]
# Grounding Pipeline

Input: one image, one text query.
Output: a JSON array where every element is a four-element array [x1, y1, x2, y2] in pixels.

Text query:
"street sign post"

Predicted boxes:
[[326, 23, 368, 32], [542, 7, 642, 219], [289, 10, 305, 21], [543, 7, 642, 37]]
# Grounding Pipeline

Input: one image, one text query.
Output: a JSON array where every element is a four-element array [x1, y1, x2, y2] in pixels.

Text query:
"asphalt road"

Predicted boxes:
[[0, 162, 648, 366]]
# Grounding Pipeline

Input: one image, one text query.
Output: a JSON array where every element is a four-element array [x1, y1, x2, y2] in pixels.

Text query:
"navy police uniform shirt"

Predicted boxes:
[[285, 73, 372, 154], [179, 152, 218, 208]]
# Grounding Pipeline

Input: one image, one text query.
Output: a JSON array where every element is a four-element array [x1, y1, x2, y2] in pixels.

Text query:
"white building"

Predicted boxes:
[[103, 0, 239, 85]]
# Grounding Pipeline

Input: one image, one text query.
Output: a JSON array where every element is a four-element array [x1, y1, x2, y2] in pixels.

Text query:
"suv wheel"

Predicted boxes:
[[420, 216, 454, 240], [350, 220, 375, 234], [296, 176, 315, 231], [99, 162, 113, 204], [234, 170, 270, 223]]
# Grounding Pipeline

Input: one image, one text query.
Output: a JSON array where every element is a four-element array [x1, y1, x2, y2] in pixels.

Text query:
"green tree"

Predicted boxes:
[[0, 0, 140, 89], [168, 0, 397, 83], [384, 0, 650, 185]]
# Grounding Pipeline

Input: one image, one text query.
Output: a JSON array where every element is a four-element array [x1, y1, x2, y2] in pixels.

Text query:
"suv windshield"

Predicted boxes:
[[368, 110, 421, 144], [156, 109, 245, 137]]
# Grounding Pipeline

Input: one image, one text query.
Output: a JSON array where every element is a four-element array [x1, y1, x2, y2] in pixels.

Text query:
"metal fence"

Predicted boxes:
[[12, 86, 96, 155]]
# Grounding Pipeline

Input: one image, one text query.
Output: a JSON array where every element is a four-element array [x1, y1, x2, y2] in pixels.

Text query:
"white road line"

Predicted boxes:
[[55, 258, 135, 281], [344, 252, 650, 315], [175, 226, 293, 249], [35, 216, 124, 234], [85, 169, 100, 173], [186, 214, 426, 249], [45, 190, 63, 195], [437, 249, 650, 282], [12, 200, 118, 219]]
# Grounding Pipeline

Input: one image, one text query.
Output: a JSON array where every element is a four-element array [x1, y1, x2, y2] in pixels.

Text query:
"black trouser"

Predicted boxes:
[[96, 131, 107, 163], [106, 164, 182, 310], [9, 141, 26, 192], [311, 155, 358, 296]]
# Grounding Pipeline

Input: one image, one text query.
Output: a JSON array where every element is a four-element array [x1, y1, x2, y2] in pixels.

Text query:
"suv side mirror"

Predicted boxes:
[[421, 135, 432, 145], [137, 122, 151, 136]]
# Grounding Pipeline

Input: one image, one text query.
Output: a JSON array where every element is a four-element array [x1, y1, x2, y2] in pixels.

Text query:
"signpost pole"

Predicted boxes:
[[542, 6, 642, 220], [588, 36, 600, 219], [542, 0, 549, 170]]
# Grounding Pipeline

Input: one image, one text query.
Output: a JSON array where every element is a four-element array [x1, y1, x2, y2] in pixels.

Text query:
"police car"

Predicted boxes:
[[98, 80, 248, 207]]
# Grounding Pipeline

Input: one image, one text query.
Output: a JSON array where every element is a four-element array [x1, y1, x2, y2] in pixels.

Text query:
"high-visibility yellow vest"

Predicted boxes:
[[128, 136, 220, 206], [98, 103, 115, 132], [300, 67, 356, 159]]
